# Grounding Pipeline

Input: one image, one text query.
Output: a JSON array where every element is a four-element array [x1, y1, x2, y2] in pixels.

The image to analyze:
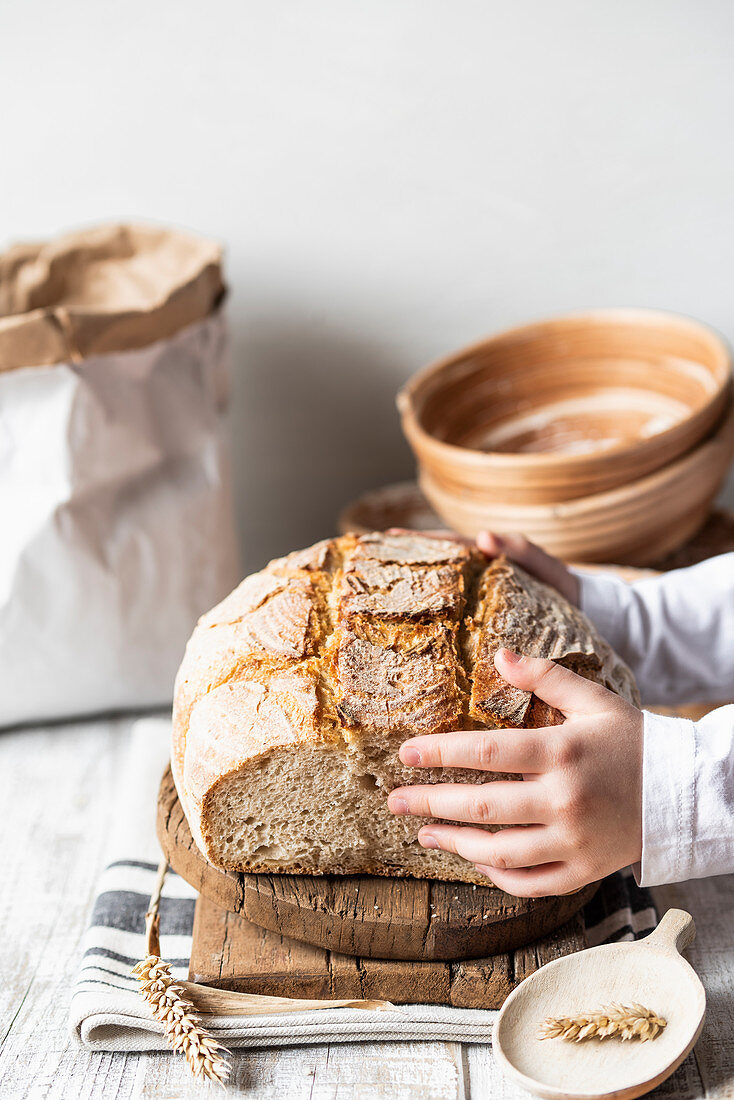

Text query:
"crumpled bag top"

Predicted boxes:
[[0, 223, 225, 371]]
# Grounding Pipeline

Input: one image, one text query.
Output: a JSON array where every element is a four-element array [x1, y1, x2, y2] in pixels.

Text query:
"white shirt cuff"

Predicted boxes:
[[574, 570, 632, 654], [636, 710, 696, 887]]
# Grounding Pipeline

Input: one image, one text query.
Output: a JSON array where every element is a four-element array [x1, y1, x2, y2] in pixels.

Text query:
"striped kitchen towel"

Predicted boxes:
[[70, 718, 657, 1052]]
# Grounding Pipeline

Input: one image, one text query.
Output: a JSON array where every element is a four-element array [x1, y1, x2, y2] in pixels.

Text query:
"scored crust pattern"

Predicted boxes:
[[172, 532, 639, 876]]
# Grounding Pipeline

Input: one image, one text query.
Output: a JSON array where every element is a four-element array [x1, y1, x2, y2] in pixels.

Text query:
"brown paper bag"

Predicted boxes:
[[0, 223, 240, 727]]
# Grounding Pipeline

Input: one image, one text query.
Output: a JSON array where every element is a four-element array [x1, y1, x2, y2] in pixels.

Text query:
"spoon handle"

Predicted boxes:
[[643, 908, 696, 954]]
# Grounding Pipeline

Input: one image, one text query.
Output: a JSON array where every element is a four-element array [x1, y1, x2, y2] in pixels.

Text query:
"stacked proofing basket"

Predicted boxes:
[[398, 310, 734, 565]]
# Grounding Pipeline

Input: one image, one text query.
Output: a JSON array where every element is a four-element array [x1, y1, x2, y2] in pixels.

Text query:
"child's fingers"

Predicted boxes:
[[493, 648, 614, 718], [417, 823, 560, 869], [388, 780, 549, 825], [476, 531, 579, 604], [473, 861, 585, 898], [477, 531, 542, 565], [399, 728, 548, 773]]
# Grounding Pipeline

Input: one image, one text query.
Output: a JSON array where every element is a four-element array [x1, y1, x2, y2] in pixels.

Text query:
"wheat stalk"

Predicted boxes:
[[539, 1003, 667, 1043], [133, 859, 231, 1085], [133, 955, 230, 1084]]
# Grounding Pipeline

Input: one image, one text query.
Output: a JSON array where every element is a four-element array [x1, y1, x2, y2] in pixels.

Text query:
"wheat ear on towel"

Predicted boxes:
[[132, 859, 398, 1082]]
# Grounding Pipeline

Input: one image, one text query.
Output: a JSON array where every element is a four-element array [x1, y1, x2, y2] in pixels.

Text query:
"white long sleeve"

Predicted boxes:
[[574, 554, 734, 886], [576, 553, 734, 706]]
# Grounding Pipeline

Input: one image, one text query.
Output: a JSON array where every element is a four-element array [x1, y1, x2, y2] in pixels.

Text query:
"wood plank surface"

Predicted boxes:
[[0, 718, 143, 1099], [189, 894, 588, 1008]]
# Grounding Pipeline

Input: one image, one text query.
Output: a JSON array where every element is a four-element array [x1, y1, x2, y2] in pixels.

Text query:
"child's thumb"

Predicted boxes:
[[493, 648, 611, 717]]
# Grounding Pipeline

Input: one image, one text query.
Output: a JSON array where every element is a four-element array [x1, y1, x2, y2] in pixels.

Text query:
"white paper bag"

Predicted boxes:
[[0, 309, 240, 727]]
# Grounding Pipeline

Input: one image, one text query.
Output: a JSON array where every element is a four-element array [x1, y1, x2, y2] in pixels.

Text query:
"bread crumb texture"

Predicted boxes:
[[172, 533, 638, 884]]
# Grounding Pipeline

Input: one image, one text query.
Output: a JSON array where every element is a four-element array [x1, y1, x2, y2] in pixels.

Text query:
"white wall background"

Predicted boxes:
[[3, 0, 734, 569]]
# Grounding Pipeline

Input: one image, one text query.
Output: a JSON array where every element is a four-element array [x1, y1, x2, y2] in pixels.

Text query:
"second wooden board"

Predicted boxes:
[[158, 766, 598, 961], [189, 894, 588, 1008]]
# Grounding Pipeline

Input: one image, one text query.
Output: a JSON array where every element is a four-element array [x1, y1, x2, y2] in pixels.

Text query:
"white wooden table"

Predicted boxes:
[[1, 717, 733, 1099]]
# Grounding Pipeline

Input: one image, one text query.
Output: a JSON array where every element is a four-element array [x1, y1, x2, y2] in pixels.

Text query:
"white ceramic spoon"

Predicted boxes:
[[493, 909, 705, 1100]]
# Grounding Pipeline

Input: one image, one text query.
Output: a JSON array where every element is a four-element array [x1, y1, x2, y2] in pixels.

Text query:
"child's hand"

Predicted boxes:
[[476, 531, 580, 606], [388, 648, 643, 897]]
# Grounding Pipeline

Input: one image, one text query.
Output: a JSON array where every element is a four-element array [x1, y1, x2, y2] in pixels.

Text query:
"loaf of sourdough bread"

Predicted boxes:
[[172, 533, 638, 885]]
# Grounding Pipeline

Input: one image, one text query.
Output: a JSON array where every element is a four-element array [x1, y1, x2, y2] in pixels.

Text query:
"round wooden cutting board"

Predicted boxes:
[[157, 766, 598, 962]]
